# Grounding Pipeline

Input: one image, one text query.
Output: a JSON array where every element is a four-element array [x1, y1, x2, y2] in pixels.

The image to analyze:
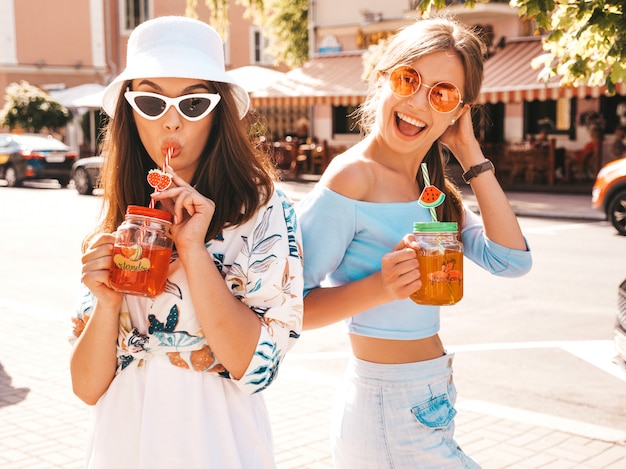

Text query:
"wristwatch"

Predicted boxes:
[[462, 160, 495, 184]]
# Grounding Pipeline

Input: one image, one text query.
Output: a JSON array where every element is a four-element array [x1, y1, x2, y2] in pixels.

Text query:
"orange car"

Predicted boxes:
[[591, 157, 626, 235]]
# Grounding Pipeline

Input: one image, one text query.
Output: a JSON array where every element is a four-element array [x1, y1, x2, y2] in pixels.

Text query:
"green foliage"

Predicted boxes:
[[185, 0, 199, 19], [515, 0, 625, 94], [238, 0, 266, 22], [264, 0, 309, 67], [416, 0, 624, 94], [187, 0, 308, 67], [204, 0, 230, 40], [80, 110, 108, 151], [0, 81, 72, 133], [361, 39, 390, 82]]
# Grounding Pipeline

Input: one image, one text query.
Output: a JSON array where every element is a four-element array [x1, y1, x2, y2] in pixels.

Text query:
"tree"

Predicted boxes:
[[262, 0, 309, 68], [0, 80, 72, 133], [418, 0, 625, 94], [186, 0, 309, 67], [513, 0, 624, 94]]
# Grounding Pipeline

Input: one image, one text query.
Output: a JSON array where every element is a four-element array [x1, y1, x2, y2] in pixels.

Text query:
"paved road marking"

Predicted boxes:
[[457, 399, 626, 443], [523, 222, 603, 234], [282, 341, 626, 445], [448, 339, 626, 382]]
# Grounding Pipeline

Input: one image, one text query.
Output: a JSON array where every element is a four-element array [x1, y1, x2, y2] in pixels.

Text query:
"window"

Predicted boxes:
[[122, 0, 150, 32], [332, 106, 360, 135], [251, 27, 273, 65], [600, 95, 626, 133], [524, 98, 575, 138]]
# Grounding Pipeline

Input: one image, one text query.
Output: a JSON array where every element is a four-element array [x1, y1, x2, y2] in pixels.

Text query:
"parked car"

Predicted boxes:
[[591, 157, 626, 236], [0, 133, 77, 187], [71, 155, 103, 195]]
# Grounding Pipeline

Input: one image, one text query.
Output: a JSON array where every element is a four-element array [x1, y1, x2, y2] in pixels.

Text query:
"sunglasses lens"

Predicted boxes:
[[125, 90, 220, 121], [178, 97, 212, 119], [133, 95, 167, 118], [429, 83, 461, 113], [388, 67, 462, 112], [389, 66, 420, 97]]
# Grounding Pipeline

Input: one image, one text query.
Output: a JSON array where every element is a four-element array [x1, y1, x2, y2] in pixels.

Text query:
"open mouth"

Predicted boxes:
[[396, 112, 426, 137]]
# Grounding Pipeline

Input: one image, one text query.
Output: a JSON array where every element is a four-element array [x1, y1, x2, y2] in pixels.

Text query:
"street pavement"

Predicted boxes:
[[1, 178, 624, 469], [278, 173, 605, 221]]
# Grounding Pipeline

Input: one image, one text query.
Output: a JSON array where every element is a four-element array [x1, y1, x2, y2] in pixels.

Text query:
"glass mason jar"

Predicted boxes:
[[110, 205, 173, 298], [409, 221, 464, 306]]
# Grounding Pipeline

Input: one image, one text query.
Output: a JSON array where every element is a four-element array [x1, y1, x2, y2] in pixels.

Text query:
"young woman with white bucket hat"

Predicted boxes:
[[69, 16, 303, 468]]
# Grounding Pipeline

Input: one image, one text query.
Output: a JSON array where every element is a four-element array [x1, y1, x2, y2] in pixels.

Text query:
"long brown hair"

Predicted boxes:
[[358, 17, 487, 225], [85, 80, 275, 250]]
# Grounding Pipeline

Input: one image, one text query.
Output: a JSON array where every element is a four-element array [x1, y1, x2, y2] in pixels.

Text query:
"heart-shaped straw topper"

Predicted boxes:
[[147, 169, 173, 191], [147, 147, 174, 209]]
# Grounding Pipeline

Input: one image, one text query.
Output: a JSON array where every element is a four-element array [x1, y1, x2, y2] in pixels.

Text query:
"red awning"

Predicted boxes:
[[250, 52, 368, 108], [479, 37, 626, 103], [250, 38, 625, 107]]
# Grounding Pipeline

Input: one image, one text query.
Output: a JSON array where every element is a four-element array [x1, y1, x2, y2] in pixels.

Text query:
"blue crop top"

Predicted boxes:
[[298, 185, 532, 340]]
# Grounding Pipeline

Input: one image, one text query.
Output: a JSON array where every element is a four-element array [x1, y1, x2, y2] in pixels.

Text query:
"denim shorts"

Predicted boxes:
[[330, 353, 481, 469]]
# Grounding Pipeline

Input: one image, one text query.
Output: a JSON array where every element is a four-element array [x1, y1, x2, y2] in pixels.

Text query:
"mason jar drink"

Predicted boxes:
[[410, 221, 464, 306], [110, 205, 173, 297]]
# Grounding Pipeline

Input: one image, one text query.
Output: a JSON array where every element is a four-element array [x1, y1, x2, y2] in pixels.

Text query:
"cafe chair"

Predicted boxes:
[[271, 141, 302, 179]]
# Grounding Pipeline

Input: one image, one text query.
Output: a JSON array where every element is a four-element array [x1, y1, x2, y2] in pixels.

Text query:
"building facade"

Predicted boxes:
[[254, 0, 625, 178], [0, 0, 278, 152], [1, 0, 624, 185]]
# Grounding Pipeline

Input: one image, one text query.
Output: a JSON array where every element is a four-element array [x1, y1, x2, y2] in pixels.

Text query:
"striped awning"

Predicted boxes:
[[250, 52, 368, 108], [479, 37, 626, 104], [250, 38, 625, 108]]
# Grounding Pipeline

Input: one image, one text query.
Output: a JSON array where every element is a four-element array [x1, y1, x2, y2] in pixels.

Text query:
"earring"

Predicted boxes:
[[450, 118, 456, 125]]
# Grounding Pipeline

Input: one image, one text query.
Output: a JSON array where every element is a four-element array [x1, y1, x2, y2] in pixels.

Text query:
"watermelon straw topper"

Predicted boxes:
[[416, 163, 458, 301], [418, 163, 445, 221]]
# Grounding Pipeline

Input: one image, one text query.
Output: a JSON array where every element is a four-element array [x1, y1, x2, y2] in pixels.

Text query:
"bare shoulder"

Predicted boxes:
[[319, 146, 373, 200]]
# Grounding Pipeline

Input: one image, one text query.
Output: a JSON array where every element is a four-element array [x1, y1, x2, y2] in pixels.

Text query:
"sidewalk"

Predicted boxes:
[[278, 173, 605, 222], [1, 303, 625, 469], [0, 179, 621, 469]]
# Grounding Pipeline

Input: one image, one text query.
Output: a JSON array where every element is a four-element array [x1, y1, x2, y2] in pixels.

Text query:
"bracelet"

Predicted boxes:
[[462, 160, 495, 184]]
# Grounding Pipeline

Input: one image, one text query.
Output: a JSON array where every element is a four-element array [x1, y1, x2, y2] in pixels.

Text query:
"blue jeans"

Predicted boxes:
[[331, 353, 480, 468]]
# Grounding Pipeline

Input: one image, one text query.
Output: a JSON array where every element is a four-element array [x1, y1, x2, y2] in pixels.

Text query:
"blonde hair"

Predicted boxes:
[[359, 16, 486, 134]]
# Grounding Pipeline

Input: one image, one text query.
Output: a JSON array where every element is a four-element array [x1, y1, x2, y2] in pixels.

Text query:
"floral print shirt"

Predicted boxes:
[[72, 187, 303, 395]]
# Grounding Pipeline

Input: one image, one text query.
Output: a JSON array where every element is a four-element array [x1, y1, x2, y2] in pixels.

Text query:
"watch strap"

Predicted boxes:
[[462, 160, 495, 184]]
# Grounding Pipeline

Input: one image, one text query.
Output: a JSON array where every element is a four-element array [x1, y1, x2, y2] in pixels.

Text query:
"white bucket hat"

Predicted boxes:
[[102, 16, 250, 119]]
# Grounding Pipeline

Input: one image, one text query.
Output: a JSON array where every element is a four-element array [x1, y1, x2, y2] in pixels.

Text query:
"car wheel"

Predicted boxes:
[[4, 165, 20, 187], [73, 167, 94, 195], [608, 189, 626, 236], [58, 177, 71, 188]]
